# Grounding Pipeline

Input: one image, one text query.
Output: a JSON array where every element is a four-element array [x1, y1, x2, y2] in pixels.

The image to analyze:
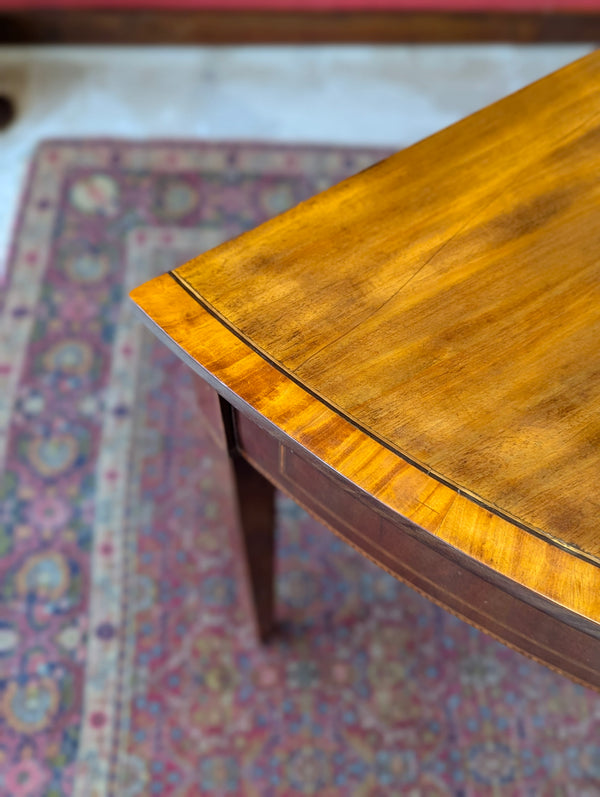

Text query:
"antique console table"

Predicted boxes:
[[131, 50, 600, 691]]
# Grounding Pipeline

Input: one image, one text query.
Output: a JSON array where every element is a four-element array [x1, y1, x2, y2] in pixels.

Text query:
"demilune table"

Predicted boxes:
[[131, 50, 600, 692]]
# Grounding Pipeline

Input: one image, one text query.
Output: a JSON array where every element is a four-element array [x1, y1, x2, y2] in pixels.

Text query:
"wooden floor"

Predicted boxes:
[[2, 10, 600, 44]]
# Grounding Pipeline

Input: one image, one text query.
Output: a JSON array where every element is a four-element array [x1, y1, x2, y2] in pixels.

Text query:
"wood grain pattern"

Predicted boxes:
[[130, 52, 600, 688], [2, 10, 600, 44], [131, 273, 600, 688], [171, 50, 600, 562]]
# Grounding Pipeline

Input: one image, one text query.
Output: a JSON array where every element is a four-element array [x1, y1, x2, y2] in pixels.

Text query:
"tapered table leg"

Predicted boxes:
[[193, 373, 276, 642], [227, 452, 276, 642]]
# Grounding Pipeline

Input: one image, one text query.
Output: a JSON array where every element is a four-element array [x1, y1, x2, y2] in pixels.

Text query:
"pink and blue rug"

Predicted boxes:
[[1, 140, 599, 796]]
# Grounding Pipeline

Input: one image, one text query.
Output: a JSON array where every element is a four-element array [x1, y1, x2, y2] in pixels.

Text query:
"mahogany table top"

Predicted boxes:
[[131, 50, 600, 680]]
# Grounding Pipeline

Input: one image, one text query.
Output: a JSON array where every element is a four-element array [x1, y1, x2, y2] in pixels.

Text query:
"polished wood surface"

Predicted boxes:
[[131, 52, 600, 690], [172, 50, 600, 562], [132, 272, 600, 689], [2, 10, 600, 44]]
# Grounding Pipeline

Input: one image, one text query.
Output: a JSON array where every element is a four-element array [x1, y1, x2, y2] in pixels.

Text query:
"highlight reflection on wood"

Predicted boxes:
[[131, 50, 600, 691]]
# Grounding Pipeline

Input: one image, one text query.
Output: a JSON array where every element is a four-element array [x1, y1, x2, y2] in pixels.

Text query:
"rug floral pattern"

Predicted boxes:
[[1, 141, 599, 797]]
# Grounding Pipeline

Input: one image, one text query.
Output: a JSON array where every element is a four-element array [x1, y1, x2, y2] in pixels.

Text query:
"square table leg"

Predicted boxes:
[[194, 374, 276, 642]]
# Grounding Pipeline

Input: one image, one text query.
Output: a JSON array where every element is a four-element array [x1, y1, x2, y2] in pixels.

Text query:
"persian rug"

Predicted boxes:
[[1, 140, 599, 797]]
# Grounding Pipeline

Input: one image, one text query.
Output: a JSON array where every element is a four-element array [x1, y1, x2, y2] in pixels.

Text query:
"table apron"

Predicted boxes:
[[231, 404, 600, 691]]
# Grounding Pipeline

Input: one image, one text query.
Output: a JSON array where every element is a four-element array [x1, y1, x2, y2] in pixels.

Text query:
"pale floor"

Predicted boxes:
[[0, 44, 592, 280]]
